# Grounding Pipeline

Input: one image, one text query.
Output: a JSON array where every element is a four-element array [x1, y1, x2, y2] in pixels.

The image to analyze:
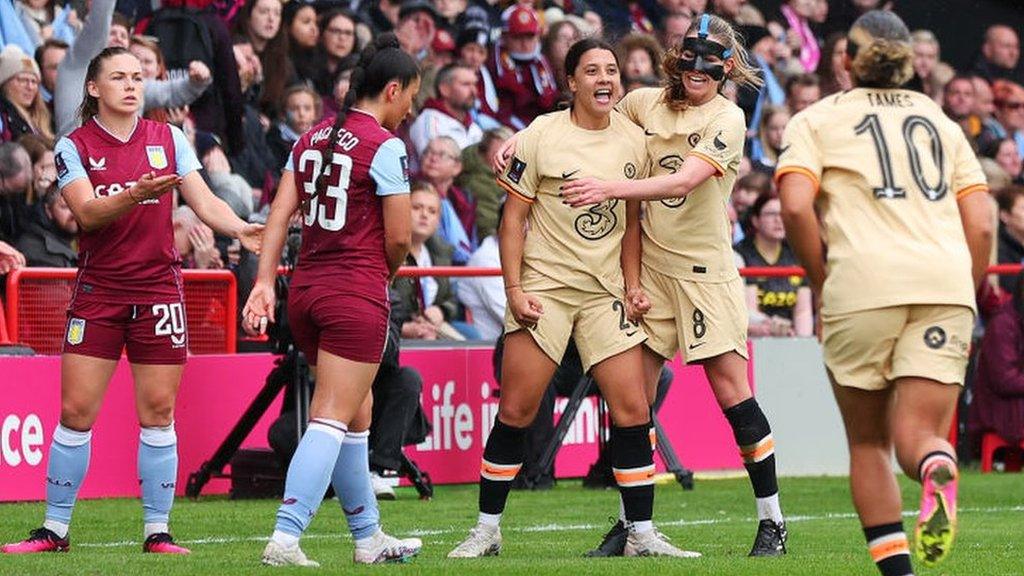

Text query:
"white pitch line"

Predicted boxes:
[[73, 505, 1024, 549]]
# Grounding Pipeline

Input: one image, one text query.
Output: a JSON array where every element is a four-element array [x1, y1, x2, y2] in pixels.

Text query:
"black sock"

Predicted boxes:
[[864, 522, 914, 576], [724, 398, 779, 498], [610, 422, 655, 523], [478, 418, 527, 515]]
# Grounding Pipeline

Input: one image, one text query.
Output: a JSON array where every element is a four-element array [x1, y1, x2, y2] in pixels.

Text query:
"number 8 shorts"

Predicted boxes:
[[640, 266, 749, 364], [503, 286, 648, 373], [63, 294, 189, 364]]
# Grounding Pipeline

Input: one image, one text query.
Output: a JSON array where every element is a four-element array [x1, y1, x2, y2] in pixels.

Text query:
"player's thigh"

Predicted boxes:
[[892, 376, 960, 441], [638, 265, 680, 362], [310, 349, 381, 423], [498, 330, 560, 427], [890, 304, 974, 387], [590, 345, 649, 427], [822, 306, 908, 391], [677, 278, 749, 364], [60, 353, 119, 429], [126, 301, 189, 365], [131, 363, 185, 427]]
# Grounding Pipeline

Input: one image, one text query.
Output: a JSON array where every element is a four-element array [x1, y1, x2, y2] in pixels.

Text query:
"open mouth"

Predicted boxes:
[[686, 73, 708, 85], [594, 88, 612, 104]]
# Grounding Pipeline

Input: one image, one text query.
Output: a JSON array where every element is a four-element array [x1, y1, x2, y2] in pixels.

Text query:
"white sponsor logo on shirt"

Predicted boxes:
[[88, 157, 106, 171]]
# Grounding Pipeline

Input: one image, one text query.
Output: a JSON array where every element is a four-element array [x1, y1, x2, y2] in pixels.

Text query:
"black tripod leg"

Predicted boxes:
[[398, 452, 433, 500], [185, 360, 289, 498], [652, 413, 694, 490], [532, 377, 592, 484]]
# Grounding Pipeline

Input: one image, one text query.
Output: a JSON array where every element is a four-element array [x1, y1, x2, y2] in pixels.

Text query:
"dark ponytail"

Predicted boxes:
[[78, 47, 134, 124], [308, 32, 419, 210]]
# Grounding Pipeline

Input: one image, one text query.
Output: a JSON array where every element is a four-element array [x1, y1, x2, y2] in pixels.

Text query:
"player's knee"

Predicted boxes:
[[608, 399, 649, 428], [498, 403, 539, 428], [138, 403, 175, 428], [60, 400, 99, 430]]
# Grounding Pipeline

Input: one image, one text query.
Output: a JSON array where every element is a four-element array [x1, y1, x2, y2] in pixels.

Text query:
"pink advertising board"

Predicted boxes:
[[0, 347, 748, 501]]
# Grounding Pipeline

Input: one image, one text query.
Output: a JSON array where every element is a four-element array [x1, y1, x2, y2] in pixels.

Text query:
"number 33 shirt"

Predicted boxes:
[[775, 87, 987, 316], [286, 110, 410, 299]]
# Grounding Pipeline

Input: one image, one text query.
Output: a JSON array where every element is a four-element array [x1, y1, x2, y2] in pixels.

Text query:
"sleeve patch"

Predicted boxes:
[[55, 152, 69, 178], [508, 158, 527, 184], [401, 155, 410, 183]]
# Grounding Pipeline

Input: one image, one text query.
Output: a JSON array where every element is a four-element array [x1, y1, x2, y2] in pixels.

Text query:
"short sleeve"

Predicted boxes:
[[689, 106, 745, 177], [496, 122, 541, 203], [283, 139, 300, 172], [774, 112, 823, 189], [950, 130, 988, 200], [369, 137, 411, 196], [54, 137, 87, 189], [615, 89, 644, 127], [170, 125, 202, 176]]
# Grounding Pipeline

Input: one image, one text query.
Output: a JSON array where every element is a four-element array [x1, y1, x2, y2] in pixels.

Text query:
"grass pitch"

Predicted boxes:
[[1, 471, 1022, 575]]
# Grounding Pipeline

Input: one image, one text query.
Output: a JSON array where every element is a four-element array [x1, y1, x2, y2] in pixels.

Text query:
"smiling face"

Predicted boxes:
[[3, 72, 39, 108], [568, 47, 621, 117], [678, 32, 733, 105]]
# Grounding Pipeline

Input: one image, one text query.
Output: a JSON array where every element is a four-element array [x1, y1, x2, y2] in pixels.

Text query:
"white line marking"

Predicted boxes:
[[73, 505, 1024, 549]]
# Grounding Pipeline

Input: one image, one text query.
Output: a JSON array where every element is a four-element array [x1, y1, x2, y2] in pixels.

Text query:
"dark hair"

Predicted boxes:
[[434, 62, 473, 93], [750, 191, 780, 219], [234, 0, 293, 117], [78, 47, 134, 123], [847, 10, 913, 89], [564, 38, 618, 80], [34, 39, 69, 71], [785, 72, 820, 97], [982, 137, 1017, 161], [996, 184, 1024, 214], [309, 33, 419, 209], [815, 32, 847, 96], [616, 33, 663, 81], [111, 12, 132, 33]]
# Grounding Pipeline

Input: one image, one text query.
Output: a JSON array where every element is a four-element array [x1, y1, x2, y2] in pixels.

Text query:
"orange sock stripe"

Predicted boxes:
[[480, 459, 522, 482], [740, 436, 775, 463], [649, 428, 657, 452], [868, 535, 909, 562], [613, 465, 656, 487]]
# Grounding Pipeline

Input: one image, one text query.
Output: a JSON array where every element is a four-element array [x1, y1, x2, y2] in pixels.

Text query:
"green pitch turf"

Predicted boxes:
[[1, 471, 1022, 575]]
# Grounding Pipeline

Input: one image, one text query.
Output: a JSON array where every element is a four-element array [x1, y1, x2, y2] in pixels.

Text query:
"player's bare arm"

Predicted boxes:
[[560, 156, 717, 207], [243, 171, 299, 335], [621, 199, 648, 322], [178, 171, 264, 254], [957, 189, 994, 289], [382, 192, 413, 280], [499, 195, 543, 327], [61, 171, 179, 231]]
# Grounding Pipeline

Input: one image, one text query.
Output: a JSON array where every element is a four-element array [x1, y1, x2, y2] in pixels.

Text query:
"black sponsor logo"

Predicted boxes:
[[47, 476, 73, 487], [713, 131, 727, 151], [688, 342, 706, 350], [508, 158, 527, 184], [924, 326, 947, 350], [574, 200, 619, 240], [658, 155, 687, 208], [624, 162, 637, 179], [626, 330, 638, 337], [644, 129, 656, 137], [561, 169, 580, 180], [692, 265, 707, 274], [687, 133, 701, 147]]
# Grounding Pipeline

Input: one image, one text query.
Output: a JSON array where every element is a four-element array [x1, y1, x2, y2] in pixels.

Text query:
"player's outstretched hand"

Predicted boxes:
[[508, 288, 543, 328], [560, 177, 613, 207], [238, 223, 264, 255], [491, 133, 518, 174], [243, 281, 276, 336], [132, 171, 182, 201], [0, 241, 26, 274], [625, 287, 651, 323]]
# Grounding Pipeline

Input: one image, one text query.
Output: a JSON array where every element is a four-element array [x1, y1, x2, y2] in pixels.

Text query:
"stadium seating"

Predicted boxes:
[[979, 432, 1024, 473]]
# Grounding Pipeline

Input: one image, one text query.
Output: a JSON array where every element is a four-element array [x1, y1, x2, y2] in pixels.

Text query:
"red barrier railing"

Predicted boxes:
[[5, 268, 237, 355]]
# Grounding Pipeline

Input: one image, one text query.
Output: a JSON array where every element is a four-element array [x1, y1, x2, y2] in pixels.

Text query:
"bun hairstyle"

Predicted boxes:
[[846, 10, 914, 89], [308, 32, 419, 211], [78, 46, 135, 124], [661, 13, 762, 111]]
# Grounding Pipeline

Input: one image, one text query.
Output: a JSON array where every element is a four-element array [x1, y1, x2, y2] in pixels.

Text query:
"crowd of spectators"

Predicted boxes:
[[0, 0, 1023, 345]]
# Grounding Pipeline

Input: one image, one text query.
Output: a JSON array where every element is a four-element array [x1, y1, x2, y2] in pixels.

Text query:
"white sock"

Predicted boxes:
[[756, 493, 784, 523], [354, 529, 380, 550], [631, 520, 653, 534], [43, 519, 69, 539], [271, 530, 300, 548], [144, 522, 169, 538], [477, 512, 502, 527]]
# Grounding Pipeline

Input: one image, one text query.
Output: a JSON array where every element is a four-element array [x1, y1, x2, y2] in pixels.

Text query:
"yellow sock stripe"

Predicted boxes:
[[868, 533, 909, 562], [613, 464, 656, 488], [480, 459, 522, 482], [739, 435, 775, 464]]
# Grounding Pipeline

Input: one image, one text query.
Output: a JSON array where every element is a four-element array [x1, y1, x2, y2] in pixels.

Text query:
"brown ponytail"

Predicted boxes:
[[847, 11, 914, 89]]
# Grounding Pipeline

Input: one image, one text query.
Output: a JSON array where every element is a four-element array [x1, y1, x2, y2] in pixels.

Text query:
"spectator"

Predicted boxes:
[[310, 8, 360, 97], [409, 63, 484, 156], [392, 182, 464, 341], [419, 136, 476, 263], [768, 0, 819, 73], [457, 24, 498, 120], [15, 184, 76, 267], [785, 72, 820, 115], [359, 0, 401, 37], [128, 35, 186, 126], [285, 1, 319, 86], [233, 0, 295, 119], [17, 132, 53, 205], [428, 27, 457, 69], [711, 0, 746, 24], [267, 85, 322, 171], [997, 185, 1024, 294], [616, 33, 662, 85], [196, 131, 255, 220], [748, 105, 789, 174], [734, 193, 812, 337], [0, 44, 52, 142], [973, 24, 1023, 86], [543, 19, 581, 101], [943, 74, 981, 142], [738, 24, 786, 134], [985, 80, 1024, 160], [488, 4, 558, 130], [731, 170, 772, 241], [969, 269, 1024, 455], [228, 39, 278, 196], [984, 139, 1024, 185], [457, 200, 504, 341], [16, 0, 79, 48], [33, 38, 66, 105], [905, 29, 940, 97], [973, 75, 1002, 144], [322, 59, 357, 118], [816, 32, 851, 96], [658, 10, 693, 52], [173, 206, 224, 270], [0, 141, 32, 245], [395, 0, 437, 61], [458, 127, 512, 240]]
